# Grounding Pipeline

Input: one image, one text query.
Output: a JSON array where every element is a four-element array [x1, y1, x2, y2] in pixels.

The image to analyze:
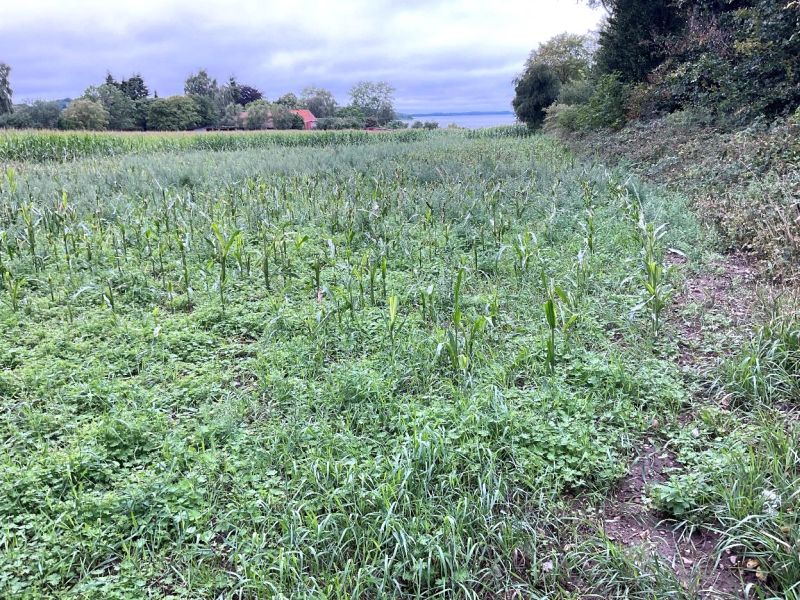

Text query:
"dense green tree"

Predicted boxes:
[[300, 86, 337, 118], [349, 81, 395, 124], [82, 84, 136, 130], [243, 100, 271, 129], [593, 0, 684, 82], [133, 98, 153, 130], [61, 99, 110, 130], [184, 69, 220, 126], [235, 84, 262, 106], [0, 100, 61, 129], [525, 33, 596, 83], [119, 74, 149, 101], [275, 92, 299, 108], [0, 63, 12, 115], [146, 96, 200, 130], [512, 63, 561, 128], [220, 102, 245, 128]]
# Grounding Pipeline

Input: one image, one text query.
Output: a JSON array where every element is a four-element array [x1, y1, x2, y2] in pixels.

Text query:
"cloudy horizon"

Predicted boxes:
[[1, 0, 605, 113]]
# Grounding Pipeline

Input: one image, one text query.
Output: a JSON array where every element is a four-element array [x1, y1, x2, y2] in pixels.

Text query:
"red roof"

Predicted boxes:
[[291, 109, 317, 124]]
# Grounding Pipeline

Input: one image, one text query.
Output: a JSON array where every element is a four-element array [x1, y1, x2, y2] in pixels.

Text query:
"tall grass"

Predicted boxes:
[[0, 128, 437, 163]]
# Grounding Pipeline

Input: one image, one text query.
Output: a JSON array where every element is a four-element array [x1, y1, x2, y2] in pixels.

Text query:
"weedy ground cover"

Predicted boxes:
[[0, 128, 796, 598]]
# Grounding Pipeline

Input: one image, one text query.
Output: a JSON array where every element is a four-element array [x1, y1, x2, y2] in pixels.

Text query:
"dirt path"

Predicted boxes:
[[600, 252, 761, 598]]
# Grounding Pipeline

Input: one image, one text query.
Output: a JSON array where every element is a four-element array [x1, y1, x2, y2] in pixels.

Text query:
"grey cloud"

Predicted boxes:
[[1, 0, 603, 112]]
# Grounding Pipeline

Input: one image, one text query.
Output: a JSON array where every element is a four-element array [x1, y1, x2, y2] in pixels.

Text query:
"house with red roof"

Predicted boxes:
[[291, 109, 317, 130]]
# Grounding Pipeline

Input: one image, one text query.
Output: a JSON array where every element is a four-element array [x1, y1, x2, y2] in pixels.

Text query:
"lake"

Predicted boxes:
[[402, 113, 518, 130]]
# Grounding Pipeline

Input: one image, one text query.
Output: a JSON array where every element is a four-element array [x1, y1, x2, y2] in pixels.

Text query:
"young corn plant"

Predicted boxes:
[[3, 271, 23, 313], [210, 222, 240, 313], [386, 294, 403, 353], [634, 221, 673, 336]]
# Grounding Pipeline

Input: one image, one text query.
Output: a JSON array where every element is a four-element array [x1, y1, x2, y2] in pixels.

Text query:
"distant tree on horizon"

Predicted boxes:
[[349, 81, 395, 125], [184, 69, 220, 127], [300, 86, 337, 118], [120, 74, 149, 101], [275, 92, 299, 109], [61, 99, 110, 130], [82, 84, 136, 130]]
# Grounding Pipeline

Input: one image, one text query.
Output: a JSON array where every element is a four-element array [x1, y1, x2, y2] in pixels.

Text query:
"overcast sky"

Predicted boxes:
[[0, 0, 604, 113]]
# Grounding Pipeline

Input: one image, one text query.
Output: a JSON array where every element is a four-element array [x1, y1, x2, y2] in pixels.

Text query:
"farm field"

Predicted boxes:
[[1, 129, 798, 599]]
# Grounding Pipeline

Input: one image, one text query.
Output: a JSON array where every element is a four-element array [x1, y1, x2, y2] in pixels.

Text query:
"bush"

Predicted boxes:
[[0, 101, 62, 129], [315, 116, 364, 130], [410, 121, 425, 129], [558, 79, 594, 105], [61, 99, 110, 130], [664, 107, 715, 129], [543, 103, 583, 135], [146, 96, 200, 131], [581, 74, 629, 130], [385, 120, 407, 129]]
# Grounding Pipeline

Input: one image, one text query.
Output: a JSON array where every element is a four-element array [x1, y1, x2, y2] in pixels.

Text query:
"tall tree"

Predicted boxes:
[[512, 63, 561, 128], [275, 92, 299, 108], [593, 0, 684, 82], [82, 84, 136, 130], [120, 74, 149, 101], [184, 69, 220, 126], [237, 85, 262, 106], [0, 63, 12, 115], [147, 96, 200, 131], [301, 86, 337, 117], [61, 99, 110, 130], [525, 33, 596, 83], [349, 81, 395, 124]]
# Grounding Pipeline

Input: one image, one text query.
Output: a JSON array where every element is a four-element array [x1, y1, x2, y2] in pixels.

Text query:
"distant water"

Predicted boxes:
[[403, 113, 518, 130]]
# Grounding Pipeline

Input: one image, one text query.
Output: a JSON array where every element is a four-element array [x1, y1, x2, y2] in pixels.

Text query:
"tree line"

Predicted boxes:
[[0, 66, 408, 131], [513, 0, 800, 131]]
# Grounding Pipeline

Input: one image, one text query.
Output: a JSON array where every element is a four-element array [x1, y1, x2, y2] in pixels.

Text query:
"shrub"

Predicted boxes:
[[146, 96, 201, 131], [61, 99, 110, 130], [0, 101, 62, 129], [581, 74, 629, 130], [543, 103, 583, 135], [558, 79, 594, 105]]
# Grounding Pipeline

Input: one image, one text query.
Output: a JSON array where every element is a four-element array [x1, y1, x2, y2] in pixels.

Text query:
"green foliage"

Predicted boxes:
[[146, 96, 200, 131], [61, 99, 110, 130], [242, 99, 271, 130], [349, 81, 396, 124], [184, 69, 220, 127], [0, 131, 701, 596], [595, 0, 684, 82], [725, 311, 799, 406], [275, 92, 299, 109], [82, 83, 136, 130], [653, 411, 800, 596], [0, 128, 434, 162], [0, 100, 61, 129], [512, 63, 561, 129], [315, 116, 364, 130], [588, 0, 800, 123], [0, 63, 11, 115], [118, 74, 149, 101], [525, 32, 596, 83], [558, 79, 594, 105], [300, 86, 337, 118]]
